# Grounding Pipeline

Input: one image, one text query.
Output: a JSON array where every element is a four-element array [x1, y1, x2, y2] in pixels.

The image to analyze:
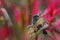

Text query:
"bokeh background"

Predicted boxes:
[[1, 0, 60, 40]]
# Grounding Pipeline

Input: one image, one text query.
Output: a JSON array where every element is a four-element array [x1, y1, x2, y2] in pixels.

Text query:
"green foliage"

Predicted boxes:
[[56, 14, 60, 18], [10, 0, 20, 4], [41, 5, 47, 11]]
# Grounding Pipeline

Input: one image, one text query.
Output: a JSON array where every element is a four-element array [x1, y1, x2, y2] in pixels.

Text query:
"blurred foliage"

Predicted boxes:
[[4, 0, 49, 40], [9, 0, 20, 4]]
